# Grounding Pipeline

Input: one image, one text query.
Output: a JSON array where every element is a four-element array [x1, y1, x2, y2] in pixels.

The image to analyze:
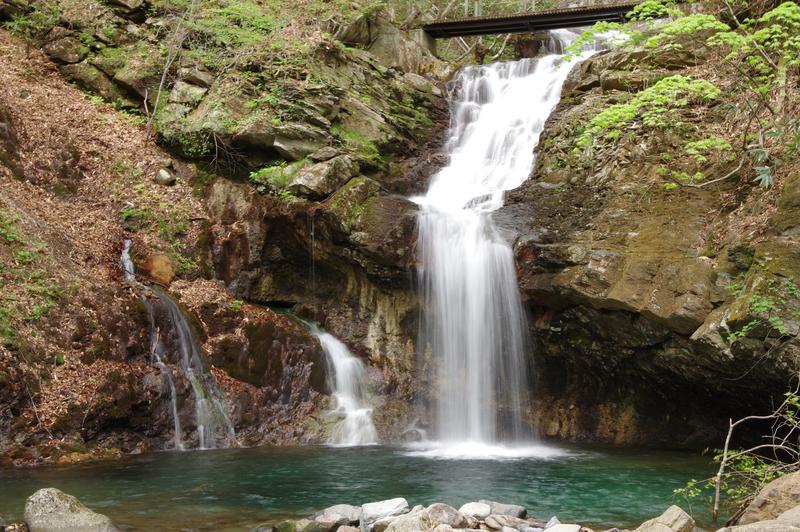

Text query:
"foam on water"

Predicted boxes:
[[402, 441, 577, 461]]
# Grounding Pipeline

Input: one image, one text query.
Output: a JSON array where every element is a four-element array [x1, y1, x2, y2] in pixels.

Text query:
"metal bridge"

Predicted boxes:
[[422, 2, 639, 38]]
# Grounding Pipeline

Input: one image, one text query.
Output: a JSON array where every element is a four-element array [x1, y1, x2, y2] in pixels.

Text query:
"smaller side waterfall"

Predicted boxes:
[[121, 240, 236, 450], [311, 328, 378, 446]]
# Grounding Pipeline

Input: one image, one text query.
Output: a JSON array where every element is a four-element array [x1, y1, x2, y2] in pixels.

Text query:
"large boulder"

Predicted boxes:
[[634, 506, 698, 532], [24, 488, 118, 532], [739, 472, 800, 525]]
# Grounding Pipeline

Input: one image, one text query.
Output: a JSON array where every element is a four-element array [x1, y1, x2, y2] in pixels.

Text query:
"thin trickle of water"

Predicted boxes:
[[121, 240, 235, 450], [309, 215, 316, 310], [120, 240, 136, 283], [312, 328, 378, 446], [150, 286, 236, 450], [415, 31, 593, 450]]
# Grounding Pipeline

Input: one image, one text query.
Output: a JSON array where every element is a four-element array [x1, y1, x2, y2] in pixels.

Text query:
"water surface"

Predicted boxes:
[[0, 445, 712, 530]]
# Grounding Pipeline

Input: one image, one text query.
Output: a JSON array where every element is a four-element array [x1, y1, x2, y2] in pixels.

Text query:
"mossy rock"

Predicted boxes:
[[59, 61, 137, 108], [327, 176, 380, 232]]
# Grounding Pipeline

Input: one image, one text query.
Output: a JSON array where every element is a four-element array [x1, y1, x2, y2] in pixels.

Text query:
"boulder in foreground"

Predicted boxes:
[[24, 488, 117, 532], [634, 505, 699, 532]]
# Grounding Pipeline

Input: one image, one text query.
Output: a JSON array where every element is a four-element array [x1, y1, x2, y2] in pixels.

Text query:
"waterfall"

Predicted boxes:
[[415, 31, 591, 452], [312, 328, 378, 446], [120, 240, 236, 450]]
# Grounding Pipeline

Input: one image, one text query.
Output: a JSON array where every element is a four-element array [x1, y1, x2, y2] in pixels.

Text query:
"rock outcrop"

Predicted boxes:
[[502, 42, 800, 446]]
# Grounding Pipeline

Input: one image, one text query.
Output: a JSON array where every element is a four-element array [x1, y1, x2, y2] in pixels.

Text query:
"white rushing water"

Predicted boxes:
[[313, 329, 378, 446], [415, 31, 592, 457], [121, 240, 236, 450]]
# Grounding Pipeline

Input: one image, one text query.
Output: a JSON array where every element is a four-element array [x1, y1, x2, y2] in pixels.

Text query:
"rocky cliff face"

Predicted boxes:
[[504, 44, 800, 446]]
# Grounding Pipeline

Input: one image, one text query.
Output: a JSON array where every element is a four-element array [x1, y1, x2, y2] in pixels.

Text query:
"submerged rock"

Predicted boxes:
[[24, 488, 117, 532]]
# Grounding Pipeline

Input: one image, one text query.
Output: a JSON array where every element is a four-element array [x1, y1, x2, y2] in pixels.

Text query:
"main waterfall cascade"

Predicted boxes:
[[121, 241, 236, 450], [312, 328, 379, 446], [414, 30, 594, 457]]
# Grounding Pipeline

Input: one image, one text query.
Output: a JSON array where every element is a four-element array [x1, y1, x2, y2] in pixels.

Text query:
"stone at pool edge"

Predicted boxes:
[[426, 503, 468, 529], [360, 497, 410, 526], [314, 504, 362, 530], [24, 487, 118, 532], [479, 500, 527, 519], [632, 505, 698, 532], [484, 514, 530, 531], [545, 525, 581, 532], [459, 502, 491, 520]]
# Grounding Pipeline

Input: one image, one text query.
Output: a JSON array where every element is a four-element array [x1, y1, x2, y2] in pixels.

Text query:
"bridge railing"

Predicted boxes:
[[443, 0, 614, 20]]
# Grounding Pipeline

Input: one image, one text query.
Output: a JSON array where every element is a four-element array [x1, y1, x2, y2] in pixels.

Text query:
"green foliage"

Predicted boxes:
[[675, 392, 800, 515], [183, 0, 284, 69], [14, 249, 38, 265], [4, 3, 61, 39], [684, 136, 734, 162], [628, 0, 679, 21], [228, 299, 244, 312], [646, 14, 730, 49], [249, 160, 305, 190], [0, 210, 24, 244], [748, 145, 775, 188], [576, 76, 721, 149], [120, 206, 153, 231], [673, 449, 783, 513], [726, 278, 800, 342], [708, 2, 800, 94]]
